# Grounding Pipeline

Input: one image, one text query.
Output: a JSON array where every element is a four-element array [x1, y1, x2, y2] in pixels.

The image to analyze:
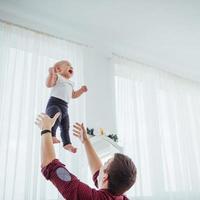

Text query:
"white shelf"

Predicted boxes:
[[89, 135, 123, 158]]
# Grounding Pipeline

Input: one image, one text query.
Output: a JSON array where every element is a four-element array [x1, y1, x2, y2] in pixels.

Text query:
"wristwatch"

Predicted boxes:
[[41, 129, 51, 135]]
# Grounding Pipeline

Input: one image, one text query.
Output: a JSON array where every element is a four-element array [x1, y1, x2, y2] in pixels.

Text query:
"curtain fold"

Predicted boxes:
[[114, 57, 200, 200], [0, 22, 87, 200]]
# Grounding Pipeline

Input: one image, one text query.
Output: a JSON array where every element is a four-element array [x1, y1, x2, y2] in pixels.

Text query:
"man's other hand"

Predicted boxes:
[[73, 123, 88, 143]]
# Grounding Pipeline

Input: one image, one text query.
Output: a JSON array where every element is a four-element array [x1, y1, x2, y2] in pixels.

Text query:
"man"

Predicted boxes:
[[35, 113, 137, 200]]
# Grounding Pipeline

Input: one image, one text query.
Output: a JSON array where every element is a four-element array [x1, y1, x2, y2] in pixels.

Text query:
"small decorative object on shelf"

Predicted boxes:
[[86, 127, 95, 136], [107, 134, 118, 143], [87, 127, 119, 143], [99, 128, 104, 135]]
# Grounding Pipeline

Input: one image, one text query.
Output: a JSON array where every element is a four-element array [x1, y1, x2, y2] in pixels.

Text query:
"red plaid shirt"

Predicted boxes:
[[42, 159, 128, 200]]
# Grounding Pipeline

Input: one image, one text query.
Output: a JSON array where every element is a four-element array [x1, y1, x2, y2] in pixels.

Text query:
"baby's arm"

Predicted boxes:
[[72, 86, 88, 99], [46, 67, 58, 88]]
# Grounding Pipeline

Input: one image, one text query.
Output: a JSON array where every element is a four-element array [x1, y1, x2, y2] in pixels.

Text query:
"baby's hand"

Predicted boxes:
[[81, 85, 88, 93], [48, 67, 56, 74]]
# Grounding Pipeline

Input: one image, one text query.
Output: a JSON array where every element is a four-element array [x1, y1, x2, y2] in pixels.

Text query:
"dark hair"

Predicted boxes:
[[105, 153, 137, 195]]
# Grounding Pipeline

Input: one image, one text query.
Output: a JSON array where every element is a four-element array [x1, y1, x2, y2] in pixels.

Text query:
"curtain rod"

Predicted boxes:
[[112, 52, 153, 67], [112, 52, 173, 74], [0, 18, 93, 48], [112, 52, 175, 76], [112, 53, 200, 84]]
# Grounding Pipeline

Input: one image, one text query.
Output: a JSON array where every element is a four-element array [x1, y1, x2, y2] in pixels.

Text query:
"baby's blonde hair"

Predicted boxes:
[[54, 60, 71, 68]]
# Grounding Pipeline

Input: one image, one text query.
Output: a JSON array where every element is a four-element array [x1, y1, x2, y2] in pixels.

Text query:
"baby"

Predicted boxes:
[[45, 60, 87, 153]]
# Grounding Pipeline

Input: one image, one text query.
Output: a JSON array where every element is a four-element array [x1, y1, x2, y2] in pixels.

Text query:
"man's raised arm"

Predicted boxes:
[[35, 113, 60, 167], [35, 114, 101, 200], [73, 123, 103, 175]]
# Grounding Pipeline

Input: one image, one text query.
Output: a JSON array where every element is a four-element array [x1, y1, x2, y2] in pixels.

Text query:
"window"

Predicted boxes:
[[114, 60, 200, 199]]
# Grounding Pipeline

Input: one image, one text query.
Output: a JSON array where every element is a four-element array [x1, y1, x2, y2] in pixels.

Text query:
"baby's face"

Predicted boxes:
[[56, 61, 74, 78], [63, 64, 74, 78]]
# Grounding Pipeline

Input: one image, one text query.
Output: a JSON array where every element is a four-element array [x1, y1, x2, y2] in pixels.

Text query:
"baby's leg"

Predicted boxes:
[[46, 105, 61, 143], [60, 114, 77, 153]]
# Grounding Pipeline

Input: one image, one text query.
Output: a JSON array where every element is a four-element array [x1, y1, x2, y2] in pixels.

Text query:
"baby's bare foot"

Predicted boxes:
[[64, 144, 77, 153], [52, 137, 60, 144]]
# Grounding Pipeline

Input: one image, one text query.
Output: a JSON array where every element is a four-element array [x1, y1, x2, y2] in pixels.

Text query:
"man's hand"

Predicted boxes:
[[35, 113, 60, 130], [35, 113, 60, 168], [80, 85, 88, 93], [73, 123, 88, 143]]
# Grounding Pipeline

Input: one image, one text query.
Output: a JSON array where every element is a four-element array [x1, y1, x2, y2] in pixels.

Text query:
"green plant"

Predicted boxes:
[[86, 127, 95, 136], [107, 134, 118, 143]]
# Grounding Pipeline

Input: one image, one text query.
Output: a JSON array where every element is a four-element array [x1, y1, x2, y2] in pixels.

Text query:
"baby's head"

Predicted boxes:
[[54, 60, 74, 79]]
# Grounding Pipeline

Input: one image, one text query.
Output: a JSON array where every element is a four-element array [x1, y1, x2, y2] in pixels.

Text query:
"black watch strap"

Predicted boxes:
[[41, 129, 51, 135]]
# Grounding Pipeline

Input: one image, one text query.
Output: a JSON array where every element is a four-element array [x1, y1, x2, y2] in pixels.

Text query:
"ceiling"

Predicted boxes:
[[0, 0, 200, 81]]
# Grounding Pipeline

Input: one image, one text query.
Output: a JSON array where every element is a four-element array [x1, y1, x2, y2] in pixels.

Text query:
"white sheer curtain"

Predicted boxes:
[[114, 57, 200, 200], [0, 22, 87, 200]]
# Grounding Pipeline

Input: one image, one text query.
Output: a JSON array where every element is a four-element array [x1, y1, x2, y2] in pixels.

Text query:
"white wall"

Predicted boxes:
[[83, 49, 116, 133]]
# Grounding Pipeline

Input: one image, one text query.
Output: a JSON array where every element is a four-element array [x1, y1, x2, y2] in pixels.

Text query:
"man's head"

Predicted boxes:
[[54, 60, 74, 79], [98, 153, 137, 196]]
